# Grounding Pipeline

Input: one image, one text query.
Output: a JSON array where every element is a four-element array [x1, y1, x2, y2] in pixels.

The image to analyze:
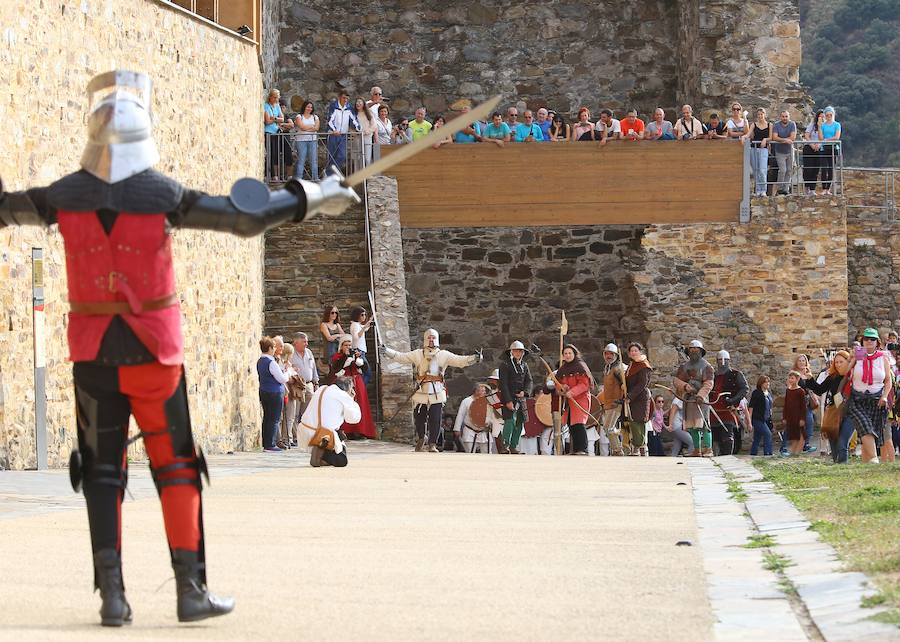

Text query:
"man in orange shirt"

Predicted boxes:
[[622, 108, 645, 141]]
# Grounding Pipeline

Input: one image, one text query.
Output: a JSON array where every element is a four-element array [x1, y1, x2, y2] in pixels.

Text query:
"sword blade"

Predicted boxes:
[[341, 95, 502, 188]]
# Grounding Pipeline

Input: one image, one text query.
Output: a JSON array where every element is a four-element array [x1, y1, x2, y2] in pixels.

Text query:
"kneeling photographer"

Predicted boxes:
[[300, 378, 360, 467]]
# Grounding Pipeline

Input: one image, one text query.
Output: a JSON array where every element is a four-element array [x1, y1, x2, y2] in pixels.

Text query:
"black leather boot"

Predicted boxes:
[[93, 548, 132, 627], [171, 549, 235, 622]]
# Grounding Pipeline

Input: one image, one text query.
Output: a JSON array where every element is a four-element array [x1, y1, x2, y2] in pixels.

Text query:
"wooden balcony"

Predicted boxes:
[[382, 140, 747, 228]]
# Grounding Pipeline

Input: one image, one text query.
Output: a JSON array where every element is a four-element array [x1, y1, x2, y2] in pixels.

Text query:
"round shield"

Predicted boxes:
[[534, 393, 553, 427], [467, 395, 489, 428]]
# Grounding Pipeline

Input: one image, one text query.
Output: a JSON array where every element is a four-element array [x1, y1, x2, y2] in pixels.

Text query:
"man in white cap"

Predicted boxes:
[[598, 343, 626, 456], [498, 340, 533, 454], [709, 349, 749, 455], [674, 340, 715, 456], [382, 329, 481, 452]]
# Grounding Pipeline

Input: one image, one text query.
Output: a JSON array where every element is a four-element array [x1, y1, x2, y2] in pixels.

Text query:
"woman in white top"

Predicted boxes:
[[349, 306, 374, 384], [845, 328, 893, 463], [725, 102, 747, 139], [354, 97, 376, 167], [374, 104, 393, 153], [293, 100, 320, 181]]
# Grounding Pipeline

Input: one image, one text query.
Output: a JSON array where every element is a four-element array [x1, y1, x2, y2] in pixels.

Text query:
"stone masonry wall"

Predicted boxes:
[[0, 1, 266, 469], [275, 0, 808, 122], [399, 198, 848, 416], [844, 170, 900, 339]]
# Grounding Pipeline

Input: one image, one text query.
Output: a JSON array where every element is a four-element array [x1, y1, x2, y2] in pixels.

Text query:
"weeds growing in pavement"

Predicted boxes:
[[724, 473, 749, 502], [763, 551, 794, 573], [744, 533, 775, 549]]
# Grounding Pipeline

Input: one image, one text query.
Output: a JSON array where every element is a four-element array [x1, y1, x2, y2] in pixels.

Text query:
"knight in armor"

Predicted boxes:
[[382, 328, 481, 452], [0, 71, 359, 626], [498, 340, 533, 455], [598, 343, 626, 456], [674, 340, 715, 457], [710, 350, 750, 455]]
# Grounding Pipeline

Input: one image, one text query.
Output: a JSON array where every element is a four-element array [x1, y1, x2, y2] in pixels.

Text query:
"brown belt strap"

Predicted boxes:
[[69, 293, 179, 315]]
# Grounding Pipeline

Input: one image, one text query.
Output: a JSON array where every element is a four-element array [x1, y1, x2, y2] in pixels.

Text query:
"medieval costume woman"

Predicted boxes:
[[555, 344, 594, 455], [625, 343, 653, 456], [327, 336, 377, 439]]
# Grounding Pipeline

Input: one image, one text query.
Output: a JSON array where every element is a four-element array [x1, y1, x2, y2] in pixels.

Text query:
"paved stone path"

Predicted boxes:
[[0, 445, 895, 640]]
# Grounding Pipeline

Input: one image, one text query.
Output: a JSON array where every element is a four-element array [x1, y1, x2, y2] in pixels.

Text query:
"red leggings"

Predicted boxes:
[[74, 362, 201, 554]]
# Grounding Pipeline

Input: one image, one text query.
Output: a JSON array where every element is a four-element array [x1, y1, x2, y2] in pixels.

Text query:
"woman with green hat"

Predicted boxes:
[[845, 328, 893, 463]]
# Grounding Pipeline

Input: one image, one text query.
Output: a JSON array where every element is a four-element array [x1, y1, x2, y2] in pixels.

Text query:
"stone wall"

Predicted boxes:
[[262, 0, 286, 89], [398, 197, 849, 415], [275, 0, 808, 121], [0, 1, 266, 469], [844, 169, 900, 338]]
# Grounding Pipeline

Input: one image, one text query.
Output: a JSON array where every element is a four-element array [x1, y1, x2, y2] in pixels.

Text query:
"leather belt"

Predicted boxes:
[[419, 374, 444, 384], [69, 293, 179, 315]]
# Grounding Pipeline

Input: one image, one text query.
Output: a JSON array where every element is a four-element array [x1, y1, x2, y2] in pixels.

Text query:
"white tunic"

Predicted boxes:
[[453, 395, 490, 444], [299, 385, 361, 455], [384, 346, 478, 405]]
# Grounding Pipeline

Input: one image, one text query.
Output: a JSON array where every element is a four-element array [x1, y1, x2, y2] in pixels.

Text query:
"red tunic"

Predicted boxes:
[[557, 371, 592, 426], [328, 353, 377, 438], [783, 387, 807, 441], [57, 212, 182, 365]]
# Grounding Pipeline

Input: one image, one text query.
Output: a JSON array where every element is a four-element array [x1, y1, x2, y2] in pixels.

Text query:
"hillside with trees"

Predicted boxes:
[[800, 0, 900, 167]]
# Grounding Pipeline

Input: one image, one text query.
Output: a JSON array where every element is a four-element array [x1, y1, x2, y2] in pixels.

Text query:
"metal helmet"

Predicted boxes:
[[488, 369, 500, 380], [686, 339, 706, 356], [80, 70, 159, 184], [603, 343, 619, 355], [716, 350, 731, 362], [423, 328, 440, 347]]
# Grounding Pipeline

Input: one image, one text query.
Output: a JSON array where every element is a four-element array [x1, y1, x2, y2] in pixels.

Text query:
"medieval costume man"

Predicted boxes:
[[300, 378, 361, 468], [625, 343, 653, 456], [485, 369, 507, 453], [453, 383, 493, 453], [709, 350, 749, 455], [598, 343, 626, 456], [327, 336, 377, 439], [674, 340, 715, 457], [520, 385, 549, 455], [383, 328, 481, 453], [553, 344, 594, 455], [0, 71, 360, 626], [498, 340, 533, 455]]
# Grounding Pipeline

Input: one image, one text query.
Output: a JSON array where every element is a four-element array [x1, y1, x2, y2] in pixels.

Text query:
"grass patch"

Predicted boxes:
[[763, 551, 794, 573], [744, 533, 776, 549], [777, 576, 799, 597], [754, 458, 900, 628], [724, 473, 749, 502]]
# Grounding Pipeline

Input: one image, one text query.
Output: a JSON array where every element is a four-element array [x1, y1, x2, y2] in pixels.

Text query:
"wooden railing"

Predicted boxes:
[[382, 140, 748, 228]]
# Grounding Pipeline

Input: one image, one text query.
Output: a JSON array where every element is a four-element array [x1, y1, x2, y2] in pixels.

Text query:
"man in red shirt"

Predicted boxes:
[[622, 108, 645, 141]]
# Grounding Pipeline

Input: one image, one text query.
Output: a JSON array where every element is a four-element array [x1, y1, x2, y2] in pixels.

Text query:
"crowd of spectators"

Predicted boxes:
[[264, 87, 844, 195]]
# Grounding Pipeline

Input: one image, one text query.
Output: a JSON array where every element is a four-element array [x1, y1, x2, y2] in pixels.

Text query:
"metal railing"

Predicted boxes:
[[749, 139, 843, 197], [843, 167, 898, 223], [265, 131, 372, 184]]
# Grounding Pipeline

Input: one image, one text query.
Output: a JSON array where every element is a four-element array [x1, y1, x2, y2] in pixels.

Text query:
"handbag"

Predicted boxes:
[[306, 388, 336, 451], [806, 390, 820, 410]]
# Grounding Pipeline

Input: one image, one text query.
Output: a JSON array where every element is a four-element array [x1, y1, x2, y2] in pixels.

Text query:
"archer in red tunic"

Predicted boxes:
[[327, 337, 377, 439]]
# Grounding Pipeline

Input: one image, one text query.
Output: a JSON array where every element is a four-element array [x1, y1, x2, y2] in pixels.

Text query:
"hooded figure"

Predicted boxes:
[[0, 70, 361, 627], [498, 340, 534, 454], [710, 349, 749, 455], [598, 343, 626, 456], [674, 339, 715, 455], [554, 344, 595, 454], [383, 328, 481, 452]]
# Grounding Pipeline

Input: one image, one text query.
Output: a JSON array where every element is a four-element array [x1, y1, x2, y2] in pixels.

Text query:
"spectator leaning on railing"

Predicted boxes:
[[704, 112, 728, 140], [726, 102, 748, 139], [622, 108, 645, 141], [770, 110, 797, 195], [354, 97, 376, 166], [515, 110, 544, 142], [392, 116, 413, 145], [820, 106, 841, 196], [326, 91, 356, 174], [674, 104, 705, 140], [408, 107, 432, 141], [802, 109, 825, 195], [572, 107, 595, 141], [374, 104, 393, 146], [264, 89, 290, 181], [596, 109, 622, 140], [293, 100, 319, 181], [645, 108, 674, 141], [483, 111, 511, 147], [549, 113, 570, 142], [453, 104, 482, 143], [535, 108, 552, 141]]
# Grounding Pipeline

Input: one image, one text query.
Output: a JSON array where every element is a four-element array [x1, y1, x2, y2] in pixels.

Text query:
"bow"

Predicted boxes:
[[533, 350, 602, 427]]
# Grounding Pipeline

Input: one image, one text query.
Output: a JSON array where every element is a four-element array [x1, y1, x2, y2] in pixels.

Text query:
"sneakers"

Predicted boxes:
[[264, 446, 283, 453], [427, 444, 439, 453], [509, 447, 521, 455], [803, 444, 817, 453]]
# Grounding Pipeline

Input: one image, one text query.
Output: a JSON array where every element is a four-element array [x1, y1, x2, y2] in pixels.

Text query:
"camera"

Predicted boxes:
[[887, 343, 900, 352]]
